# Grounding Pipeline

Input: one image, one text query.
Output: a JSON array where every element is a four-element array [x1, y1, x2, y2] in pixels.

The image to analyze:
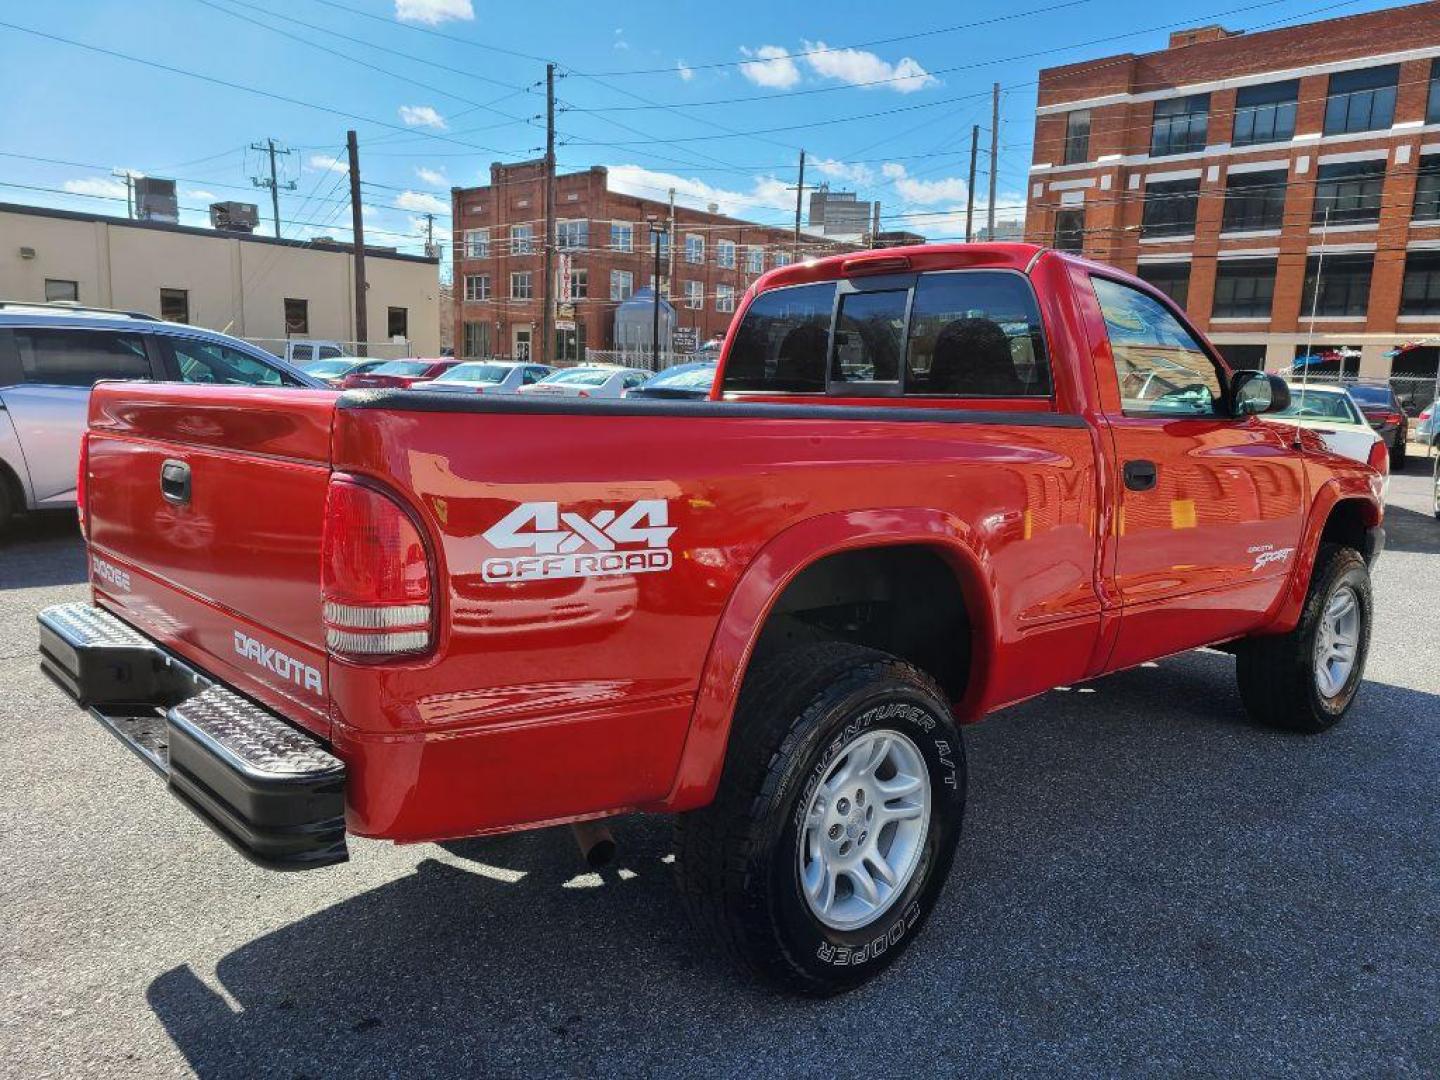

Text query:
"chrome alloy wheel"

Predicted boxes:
[[798, 729, 931, 931], [1314, 584, 1362, 699]]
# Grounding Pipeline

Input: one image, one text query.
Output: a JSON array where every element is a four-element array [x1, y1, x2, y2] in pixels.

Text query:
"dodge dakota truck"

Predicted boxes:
[[38, 243, 1385, 994]]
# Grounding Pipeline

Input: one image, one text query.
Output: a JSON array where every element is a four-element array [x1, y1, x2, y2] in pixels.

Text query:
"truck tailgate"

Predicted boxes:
[[84, 383, 337, 735]]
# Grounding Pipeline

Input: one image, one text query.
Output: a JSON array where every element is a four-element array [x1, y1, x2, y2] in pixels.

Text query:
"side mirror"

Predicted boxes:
[[1232, 369, 1291, 416]]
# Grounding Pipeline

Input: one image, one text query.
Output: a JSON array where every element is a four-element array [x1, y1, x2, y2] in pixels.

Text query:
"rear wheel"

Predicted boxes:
[[1391, 435, 1407, 471], [675, 643, 965, 995], [1235, 543, 1371, 733], [0, 474, 14, 534]]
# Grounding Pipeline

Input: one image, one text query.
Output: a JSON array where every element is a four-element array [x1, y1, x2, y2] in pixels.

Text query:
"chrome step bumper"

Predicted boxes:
[[38, 602, 347, 870]]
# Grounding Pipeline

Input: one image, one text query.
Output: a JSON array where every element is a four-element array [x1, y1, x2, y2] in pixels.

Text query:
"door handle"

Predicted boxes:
[[1123, 459, 1158, 491], [160, 459, 191, 505]]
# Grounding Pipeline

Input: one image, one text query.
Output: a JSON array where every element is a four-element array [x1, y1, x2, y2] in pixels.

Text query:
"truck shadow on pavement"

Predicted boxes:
[[143, 649, 1440, 1078], [1382, 503, 1440, 555], [0, 512, 87, 588]]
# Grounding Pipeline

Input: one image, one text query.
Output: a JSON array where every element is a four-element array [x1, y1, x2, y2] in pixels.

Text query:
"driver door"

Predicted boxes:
[[1085, 274, 1306, 668]]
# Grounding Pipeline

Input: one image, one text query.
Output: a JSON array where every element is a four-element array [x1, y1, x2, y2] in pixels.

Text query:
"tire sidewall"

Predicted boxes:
[[758, 674, 965, 990], [1305, 557, 1372, 720]]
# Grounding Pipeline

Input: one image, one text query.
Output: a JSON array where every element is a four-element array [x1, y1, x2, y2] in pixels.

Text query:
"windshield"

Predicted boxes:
[[436, 363, 511, 384], [1344, 384, 1391, 406], [1272, 390, 1364, 423], [643, 364, 717, 390], [303, 359, 357, 377], [369, 360, 432, 376], [541, 368, 613, 386]]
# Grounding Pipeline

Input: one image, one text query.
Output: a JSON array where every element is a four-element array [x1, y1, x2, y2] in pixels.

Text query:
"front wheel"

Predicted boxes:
[[1235, 543, 1372, 733], [675, 643, 965, 995]]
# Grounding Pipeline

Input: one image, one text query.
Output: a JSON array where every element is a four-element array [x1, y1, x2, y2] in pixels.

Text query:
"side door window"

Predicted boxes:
[[15, 329, 152, 386], [1091, 276, 1223, 415], [163, 336, 298, 386]]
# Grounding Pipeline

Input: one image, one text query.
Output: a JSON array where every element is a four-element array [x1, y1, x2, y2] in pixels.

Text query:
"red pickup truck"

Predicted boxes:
[[39, 243, 1385, 994]]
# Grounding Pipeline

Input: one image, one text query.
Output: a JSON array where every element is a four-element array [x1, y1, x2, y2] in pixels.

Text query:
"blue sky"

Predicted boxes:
[[0, 0, 1403, 273]]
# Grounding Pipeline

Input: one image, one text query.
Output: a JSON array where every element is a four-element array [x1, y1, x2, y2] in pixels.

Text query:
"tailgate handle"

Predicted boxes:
[[160, 459, 191, 505]]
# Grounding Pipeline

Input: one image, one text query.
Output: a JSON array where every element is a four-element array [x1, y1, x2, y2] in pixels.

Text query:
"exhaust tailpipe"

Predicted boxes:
[[571, 820, 616, 868]]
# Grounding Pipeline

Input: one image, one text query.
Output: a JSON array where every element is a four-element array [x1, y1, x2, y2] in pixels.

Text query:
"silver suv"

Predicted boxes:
[[0, 302, 319, 529]]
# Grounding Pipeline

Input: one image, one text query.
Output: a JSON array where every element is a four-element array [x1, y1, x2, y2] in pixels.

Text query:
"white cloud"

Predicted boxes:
[[395, 190, 448, 214], [801, 41, 936, 93], [738, 45, 801, 89], [394, 0, 473, 25], [63, 177, 129, 200], [414, 166, 448, 187], [812, 158, 875, 186], [606, 164, 794, 219], [883, 162, 968, 205], [308, 153, 348, 174], [899, 195, 1027, 240], [398, 104, 447, 130], [613, 28, 629, 51], [676, 60, 694, 82], [185, 189, 216, 201]]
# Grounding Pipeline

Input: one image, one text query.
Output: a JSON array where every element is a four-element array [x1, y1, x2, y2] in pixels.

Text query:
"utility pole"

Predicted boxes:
[[541, 62, 557, 366], [650, 221, 666, 370], [250, 138, 297, 239], [423, 213, 436, 258], [346, 130, 368, 358], [987, 83, 1000, 239], [791, 149, 806, 260], [112, 170, 136, 219], [870, 202, 881, 248], [965, 125, 979, 243], [667, 187, 676, 300]]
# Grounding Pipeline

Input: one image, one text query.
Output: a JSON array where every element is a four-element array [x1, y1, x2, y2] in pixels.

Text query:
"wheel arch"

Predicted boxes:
[[1262, 478, 1382, 635], [661, 507, 1000, 812]]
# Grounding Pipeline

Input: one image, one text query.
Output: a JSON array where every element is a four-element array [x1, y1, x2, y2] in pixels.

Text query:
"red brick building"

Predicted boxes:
[[451, 161, 851, 364], [1024, 1, 1440, 386]]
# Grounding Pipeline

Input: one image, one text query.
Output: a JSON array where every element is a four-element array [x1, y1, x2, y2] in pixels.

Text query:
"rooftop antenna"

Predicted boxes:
[[1297, 205, 1330, 446]]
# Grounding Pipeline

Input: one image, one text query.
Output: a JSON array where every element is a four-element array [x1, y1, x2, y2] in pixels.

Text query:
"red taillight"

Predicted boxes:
[[76, 434, 89, 539], [1367, 439, 1389, 474], [577, 389, 590, 398], [321, 478, 434, 659], [1382, 411, 1402, 425]]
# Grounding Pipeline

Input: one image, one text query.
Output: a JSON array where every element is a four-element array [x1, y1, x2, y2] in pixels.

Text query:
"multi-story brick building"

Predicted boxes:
[[451, 161, 851, 364], [1024, 1, 1440, 390]]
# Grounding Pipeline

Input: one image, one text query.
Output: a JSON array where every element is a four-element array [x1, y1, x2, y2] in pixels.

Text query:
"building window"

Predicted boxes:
[[716, 239, 736, 269], [1324, 65, 1398, 136], [610, 222, 633, 252], [1302, 253, 1373, 318], [1212, 259, 1277, 319], [1232, 80, 1298, 147], [1141, 177, 1200, 238], [510, 224, 534, 254], [1136, 262, 1192, 309], [610, 269, 633, 301], [464, 274, 490, 301], [1429, 59, 1440, 125], [510, 272, 532, 300], [159, 288, 189, 323], [462, 321, 491, 358], [774, 252, 791, 268], [387, 307, 408, 340], [685, 281, 703, 309], [716, 284, 736, 312], [1149, 94, 1209, 157], [1063, 109, 1091, 165], [1221, 169, 1288, 232], [569, 268, 588, 299], [44, 279, 78, 302], [1052, 209, 1085, 252], [463, 228, 489, 258], [284, 297, 309, 334], [1401, 250, 1440, 315], [1414, 154, 1440, 221], [556, 219, 588, 250], [685, 234, 704, 264], [746, 245, 764, 274], [1313, 160, 1385, 226]]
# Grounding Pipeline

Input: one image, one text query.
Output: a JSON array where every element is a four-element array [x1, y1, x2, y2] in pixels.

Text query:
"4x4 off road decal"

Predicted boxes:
[[480, 499, 676, 582]]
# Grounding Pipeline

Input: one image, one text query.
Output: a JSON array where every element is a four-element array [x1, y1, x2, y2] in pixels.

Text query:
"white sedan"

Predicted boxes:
[[516, 365, 651, 399], [411, 361, 553, 394], [1262, 384, 1389, 493]]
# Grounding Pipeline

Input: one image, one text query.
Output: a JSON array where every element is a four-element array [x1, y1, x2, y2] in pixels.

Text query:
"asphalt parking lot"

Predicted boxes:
[[1, 464, 1436, 1079]]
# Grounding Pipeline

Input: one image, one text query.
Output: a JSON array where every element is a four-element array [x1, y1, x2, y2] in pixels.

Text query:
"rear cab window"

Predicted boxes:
[[14, 329, 154, 386], [720, 271, 1053, 401]]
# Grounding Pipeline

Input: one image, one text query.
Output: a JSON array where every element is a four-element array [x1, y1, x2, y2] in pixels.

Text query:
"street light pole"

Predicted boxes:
[[650, 221, 666, 370]]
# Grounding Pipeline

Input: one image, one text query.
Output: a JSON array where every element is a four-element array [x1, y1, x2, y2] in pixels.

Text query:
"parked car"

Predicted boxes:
[[1262, 384, 1389, 494], [411, 361, 553, 395], [1344, 382, 1409, 468], [44, 243, 1387, 995], [0, 301, 317, 529], [516, 365, 650, 399], [340, 358, 460, 389], [282, 340, 350, 366], [625, 361, 718, 401], [1415, 401, 1438, 447], [301, 357, 388, 387]]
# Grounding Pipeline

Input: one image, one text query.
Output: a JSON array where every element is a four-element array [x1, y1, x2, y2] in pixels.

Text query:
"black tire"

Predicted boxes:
[[0, 474, 14, 535], [1235, 543, 1372, 733], [674, 642, 966, 995], [1390, 436, 1407, 471]]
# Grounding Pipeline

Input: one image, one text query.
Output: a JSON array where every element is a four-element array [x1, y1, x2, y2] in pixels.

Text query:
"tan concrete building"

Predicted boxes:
[[0, 202, 441, 356]]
